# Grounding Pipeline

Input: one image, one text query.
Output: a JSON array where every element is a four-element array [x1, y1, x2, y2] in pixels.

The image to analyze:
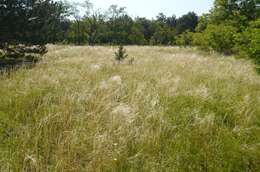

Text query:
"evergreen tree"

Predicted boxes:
[[115, 45, 128, 63], [0, 0, 67, 45]]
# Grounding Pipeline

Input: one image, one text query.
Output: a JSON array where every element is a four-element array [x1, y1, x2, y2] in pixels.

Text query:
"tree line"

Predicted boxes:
[[66, 2, 199, 45], [0, 0, 199, 46], [178, 0, 260, 71], [0, 0, 259, 70]]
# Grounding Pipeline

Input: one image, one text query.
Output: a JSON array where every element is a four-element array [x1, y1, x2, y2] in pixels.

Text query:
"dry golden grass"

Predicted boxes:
[[0, 45, 260, 171]]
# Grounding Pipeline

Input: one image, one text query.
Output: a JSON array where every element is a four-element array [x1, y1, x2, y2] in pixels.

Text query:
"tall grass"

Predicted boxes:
[[0, 45, 260, 171]]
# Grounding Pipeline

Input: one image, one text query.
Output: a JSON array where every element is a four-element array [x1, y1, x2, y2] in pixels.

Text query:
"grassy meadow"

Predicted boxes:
[[0, 45, 260, 171]]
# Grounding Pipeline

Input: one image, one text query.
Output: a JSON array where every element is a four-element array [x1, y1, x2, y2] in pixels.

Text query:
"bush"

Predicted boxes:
[[176, 31, 193, 47], [150, 28, 176, 45], [235, 19, 260, 70], [194, 25, 237, 54], [129, 26, 147, 45], [192, 32, 208, 50]]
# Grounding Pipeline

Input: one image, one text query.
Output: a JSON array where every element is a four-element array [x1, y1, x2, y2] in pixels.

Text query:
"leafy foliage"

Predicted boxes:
[[195, 25, 237, 54], [235, 19, 260, 70], [176, 31, 193, 47], [176, 12, 198, 34], [0, 0, 200, 46], [53, 3, 199, 45], [191, 0, 260, 70]]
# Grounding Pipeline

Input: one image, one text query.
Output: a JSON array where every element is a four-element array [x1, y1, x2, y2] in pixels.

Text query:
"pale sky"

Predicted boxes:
[[69, 0, 214, 18]]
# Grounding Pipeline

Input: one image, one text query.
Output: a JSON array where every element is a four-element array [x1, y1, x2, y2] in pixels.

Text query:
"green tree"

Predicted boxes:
[[65, 0, 93, 45], [176, 12, 198, 34], [176, 31, 193, 47], [195, 14, 210, 32], [235, 19, 260, 69], [150, 26, 176, 45], [135, 18, 156, 43], [200, 24, 237, 54], [115, 45, 128, 63], [0, 0, 67, 45], [209, 0, 260, 27], [129, 24, 146, 45], [194, 0, 260, 62]]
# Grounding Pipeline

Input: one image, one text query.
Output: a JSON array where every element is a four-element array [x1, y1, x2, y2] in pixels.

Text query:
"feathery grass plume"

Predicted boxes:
[[0, 45, 260, 171]]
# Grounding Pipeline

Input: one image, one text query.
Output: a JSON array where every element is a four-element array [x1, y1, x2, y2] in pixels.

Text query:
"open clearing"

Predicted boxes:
[[1, 46, 260, 171]]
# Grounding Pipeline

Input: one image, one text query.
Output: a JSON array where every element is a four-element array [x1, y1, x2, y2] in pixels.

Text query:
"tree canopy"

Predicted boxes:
[[0, 0, 67, 45]]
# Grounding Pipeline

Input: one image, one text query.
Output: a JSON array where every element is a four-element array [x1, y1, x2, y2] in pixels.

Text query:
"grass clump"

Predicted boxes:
[[0, 45, 260, 171]]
